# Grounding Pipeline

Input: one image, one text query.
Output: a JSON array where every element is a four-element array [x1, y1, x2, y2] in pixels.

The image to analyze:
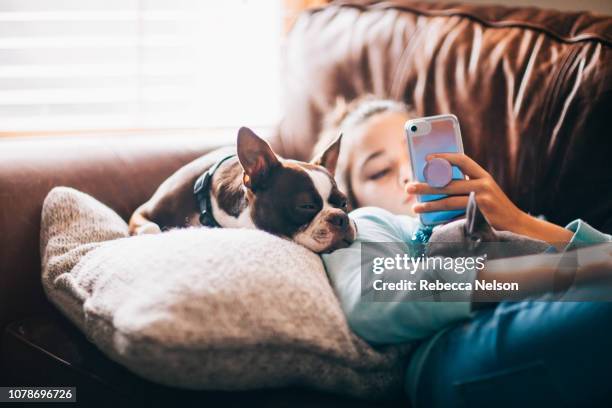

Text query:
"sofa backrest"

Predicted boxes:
[[0, 134, 224, 334], [270, 0, 612, 233]]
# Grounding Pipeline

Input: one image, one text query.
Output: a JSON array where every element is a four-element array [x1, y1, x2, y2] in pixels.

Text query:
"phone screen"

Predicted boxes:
[[406, 115, 466, 225]]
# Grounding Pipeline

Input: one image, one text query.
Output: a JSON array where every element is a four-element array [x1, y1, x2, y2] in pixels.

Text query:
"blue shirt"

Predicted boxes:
[[321, 207, 612, 400]]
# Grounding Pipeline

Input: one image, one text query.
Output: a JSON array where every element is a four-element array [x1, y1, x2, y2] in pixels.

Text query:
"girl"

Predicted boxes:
[[318, 95, 612, 407]]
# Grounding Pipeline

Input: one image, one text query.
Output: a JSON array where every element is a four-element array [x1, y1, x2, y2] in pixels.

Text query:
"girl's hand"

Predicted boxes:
[[405, 152, 573, 247], [405, 152, 523, 232]]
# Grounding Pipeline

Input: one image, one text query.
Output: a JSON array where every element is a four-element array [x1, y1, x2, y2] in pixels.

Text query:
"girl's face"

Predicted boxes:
[[347, 111, 416, 215]]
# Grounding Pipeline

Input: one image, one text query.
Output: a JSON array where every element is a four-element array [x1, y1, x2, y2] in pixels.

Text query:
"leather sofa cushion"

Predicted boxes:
[[0, 133, 227, 333], [270, 0, 612, 233]]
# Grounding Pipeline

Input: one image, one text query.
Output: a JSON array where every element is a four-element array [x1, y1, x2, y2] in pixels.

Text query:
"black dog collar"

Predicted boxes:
[[193, 154, 236, 228]]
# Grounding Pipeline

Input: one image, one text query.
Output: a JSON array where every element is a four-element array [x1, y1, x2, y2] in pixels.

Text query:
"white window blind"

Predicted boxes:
[[0, 0, 282, 132]]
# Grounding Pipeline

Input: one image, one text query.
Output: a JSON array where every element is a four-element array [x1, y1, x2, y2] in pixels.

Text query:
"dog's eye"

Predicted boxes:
[[298, 203, 317, 210], [340, 200, 347, 209]]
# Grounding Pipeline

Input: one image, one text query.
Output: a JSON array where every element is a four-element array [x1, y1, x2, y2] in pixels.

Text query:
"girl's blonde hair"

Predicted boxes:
[[316, 95, 414, 210]]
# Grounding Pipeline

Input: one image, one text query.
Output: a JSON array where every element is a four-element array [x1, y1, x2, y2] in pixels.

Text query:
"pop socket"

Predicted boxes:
[[423, 158, 452, 188]]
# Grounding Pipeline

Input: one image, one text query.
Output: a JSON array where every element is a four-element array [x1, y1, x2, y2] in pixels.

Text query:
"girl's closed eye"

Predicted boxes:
[[367, 167, 392, 180]]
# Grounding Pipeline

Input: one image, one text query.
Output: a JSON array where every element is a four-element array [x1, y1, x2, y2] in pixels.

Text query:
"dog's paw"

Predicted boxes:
[[135, 222, 162, 235]]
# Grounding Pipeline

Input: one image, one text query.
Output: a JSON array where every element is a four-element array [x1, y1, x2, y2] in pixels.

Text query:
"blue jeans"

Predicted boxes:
[[413, 296, 612, 407]]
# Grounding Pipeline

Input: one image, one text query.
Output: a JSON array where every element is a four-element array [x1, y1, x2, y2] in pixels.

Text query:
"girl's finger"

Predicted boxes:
[[406, 179, 482, 195], [412, 195, 469, 213], [426, 153, 488, 179]]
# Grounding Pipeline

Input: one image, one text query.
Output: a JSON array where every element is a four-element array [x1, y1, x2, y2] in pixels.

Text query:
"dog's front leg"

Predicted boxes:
[[129, 206, 162, 235]]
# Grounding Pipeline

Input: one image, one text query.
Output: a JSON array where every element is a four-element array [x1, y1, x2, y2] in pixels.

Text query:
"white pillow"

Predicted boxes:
[[40, 187, 411, 399]]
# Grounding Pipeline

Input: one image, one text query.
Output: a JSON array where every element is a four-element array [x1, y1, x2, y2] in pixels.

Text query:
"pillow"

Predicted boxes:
[[40, 187, 411, 399]]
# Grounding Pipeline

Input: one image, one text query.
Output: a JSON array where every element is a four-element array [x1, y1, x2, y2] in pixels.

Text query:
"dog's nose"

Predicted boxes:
[[327, 213, 349, 230]]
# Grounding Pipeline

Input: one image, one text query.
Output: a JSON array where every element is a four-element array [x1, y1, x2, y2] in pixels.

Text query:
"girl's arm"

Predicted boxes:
[[474, 243, 612, 303], [406, 153, 574, 249], [511, 212, 573, 251]]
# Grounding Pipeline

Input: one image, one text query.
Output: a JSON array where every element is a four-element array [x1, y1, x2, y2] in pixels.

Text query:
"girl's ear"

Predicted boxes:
[[311, 133, 342, 175], [237, 127, 280, 191]]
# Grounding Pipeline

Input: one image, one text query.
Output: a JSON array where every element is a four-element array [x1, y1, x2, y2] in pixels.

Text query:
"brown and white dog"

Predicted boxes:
[[129, 127, 357, 253]]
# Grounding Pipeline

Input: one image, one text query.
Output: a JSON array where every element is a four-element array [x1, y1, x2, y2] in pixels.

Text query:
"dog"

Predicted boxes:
[[129, 127, 357, 253]]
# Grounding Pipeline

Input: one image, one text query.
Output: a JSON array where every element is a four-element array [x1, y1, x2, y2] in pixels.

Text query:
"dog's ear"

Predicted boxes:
[[311, 133, 342, 175], [237, 127, 280, 191], [464, 191, 494, 238]]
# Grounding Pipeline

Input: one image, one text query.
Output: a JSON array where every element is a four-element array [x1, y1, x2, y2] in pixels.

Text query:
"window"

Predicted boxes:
[[0, 0, 282, 132]]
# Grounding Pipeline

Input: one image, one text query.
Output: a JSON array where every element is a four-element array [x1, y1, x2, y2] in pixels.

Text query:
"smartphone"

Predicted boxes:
[[405, 114, 466, 226]]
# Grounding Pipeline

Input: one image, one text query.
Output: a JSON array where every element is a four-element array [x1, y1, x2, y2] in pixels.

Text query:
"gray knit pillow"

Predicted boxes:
[[40, 187, 410, 399]]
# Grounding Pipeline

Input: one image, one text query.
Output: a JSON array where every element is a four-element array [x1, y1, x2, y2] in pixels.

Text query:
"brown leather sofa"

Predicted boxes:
[[1, 1, 610, 406]]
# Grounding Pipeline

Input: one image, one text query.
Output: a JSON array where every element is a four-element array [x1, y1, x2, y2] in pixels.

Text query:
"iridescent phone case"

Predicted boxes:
[[405, 114, 466, 226]]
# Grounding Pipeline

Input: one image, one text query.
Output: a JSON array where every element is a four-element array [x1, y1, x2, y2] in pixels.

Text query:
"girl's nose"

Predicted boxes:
[[399, 164, 411, 186]]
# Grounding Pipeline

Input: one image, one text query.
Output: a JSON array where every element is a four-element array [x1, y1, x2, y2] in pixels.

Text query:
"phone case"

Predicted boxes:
[[405, 114, 466, 226]]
